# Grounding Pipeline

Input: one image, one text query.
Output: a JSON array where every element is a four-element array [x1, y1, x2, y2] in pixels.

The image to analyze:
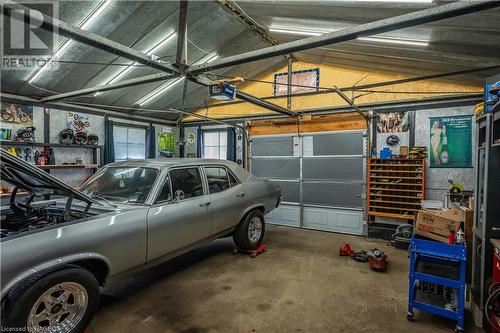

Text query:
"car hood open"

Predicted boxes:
[[0, 148, 99, 205]]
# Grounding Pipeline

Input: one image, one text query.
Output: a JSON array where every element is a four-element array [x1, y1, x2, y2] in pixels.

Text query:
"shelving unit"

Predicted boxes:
[[407, 236, 466, 332], [368, 158, 425, 221], [0, 140, 103, 172], [0, 140, 102, 198], [0, 140, 102, 149], [0, 161, 98, 198], [493, 109, 500, 146], [471, 77, 500, 325]]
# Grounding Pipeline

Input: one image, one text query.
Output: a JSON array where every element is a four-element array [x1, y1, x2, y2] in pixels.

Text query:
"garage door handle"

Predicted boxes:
[[236, 193, 246, 198], [199, 202, 211, 207]]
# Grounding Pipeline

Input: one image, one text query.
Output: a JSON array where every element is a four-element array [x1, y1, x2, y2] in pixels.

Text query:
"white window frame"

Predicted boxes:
[[114, 125, 147, 161], [202, 130, 227, 160]]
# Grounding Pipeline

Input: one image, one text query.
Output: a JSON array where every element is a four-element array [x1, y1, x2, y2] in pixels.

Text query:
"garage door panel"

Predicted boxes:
[[251, 130, 366, 235], [251, 136, 293, 156], [310, 132, 364, 156], [302, 181, 363, 208], [266, 204, 300, 227], [251, 158, 299, 179], [271, 181, 300, 203], [302, 157, 363, 181], [303, 207, 363, 235]]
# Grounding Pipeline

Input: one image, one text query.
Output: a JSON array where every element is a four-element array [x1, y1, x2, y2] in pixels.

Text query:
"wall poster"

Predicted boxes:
[[67, 112, 90, 133], [376, 112, 409, 133], [274, 68, 319, 96], [1, 102, 33, 125], [158, 127, 176, 157], [429, 115, 472, 168]]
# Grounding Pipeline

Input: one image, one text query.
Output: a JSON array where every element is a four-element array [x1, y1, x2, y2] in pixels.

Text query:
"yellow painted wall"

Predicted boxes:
[[187, 61, 482, 120]]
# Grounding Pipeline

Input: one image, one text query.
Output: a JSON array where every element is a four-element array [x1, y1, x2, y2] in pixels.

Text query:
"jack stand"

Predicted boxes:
[[232, 244, 266, 258]]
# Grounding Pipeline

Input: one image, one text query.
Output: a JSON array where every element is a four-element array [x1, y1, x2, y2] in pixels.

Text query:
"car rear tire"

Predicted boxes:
[[1, 266, 100, 333], [233, 210, 265, 250]]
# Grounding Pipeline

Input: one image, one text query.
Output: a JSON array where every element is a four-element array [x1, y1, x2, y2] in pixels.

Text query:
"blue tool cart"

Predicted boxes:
[[407, 236, 466, 332]]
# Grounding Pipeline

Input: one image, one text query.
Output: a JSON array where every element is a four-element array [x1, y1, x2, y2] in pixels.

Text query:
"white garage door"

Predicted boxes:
[[250, 130, 366, 235]]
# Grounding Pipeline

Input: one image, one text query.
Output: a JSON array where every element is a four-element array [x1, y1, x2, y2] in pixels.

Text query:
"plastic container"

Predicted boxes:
[[380, 147, 392, 160]]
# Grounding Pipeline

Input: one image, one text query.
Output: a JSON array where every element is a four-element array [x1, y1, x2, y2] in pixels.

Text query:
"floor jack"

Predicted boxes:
[[232, 244, 266, 258]]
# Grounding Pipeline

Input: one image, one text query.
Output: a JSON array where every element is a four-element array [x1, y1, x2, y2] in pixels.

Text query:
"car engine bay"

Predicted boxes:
[[1, 191, 89, 239]]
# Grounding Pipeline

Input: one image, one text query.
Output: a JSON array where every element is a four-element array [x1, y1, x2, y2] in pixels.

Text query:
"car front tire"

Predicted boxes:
[[1, 266, 100, 333], [233, 210, 265, 250]]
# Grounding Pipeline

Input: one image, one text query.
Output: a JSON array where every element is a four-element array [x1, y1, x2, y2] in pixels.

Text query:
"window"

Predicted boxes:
[[114, 125, 146, 161], [155, 177, 172, 203], [80, 167, 158, 204], [169, 168, 203, 199], [228, 172, 239, 187], [203, 131, 227, 159], [205, 167, 230, 193]]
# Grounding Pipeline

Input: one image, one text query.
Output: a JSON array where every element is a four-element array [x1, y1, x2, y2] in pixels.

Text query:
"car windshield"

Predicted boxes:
[[80, 167, 159, 205]]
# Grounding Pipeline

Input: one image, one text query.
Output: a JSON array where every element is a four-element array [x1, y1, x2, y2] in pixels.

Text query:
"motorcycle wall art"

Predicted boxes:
[[1, 103, 33, 126]]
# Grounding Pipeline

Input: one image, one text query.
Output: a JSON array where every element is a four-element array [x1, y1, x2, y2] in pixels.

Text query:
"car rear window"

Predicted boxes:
[[205, 167, 230, 193]]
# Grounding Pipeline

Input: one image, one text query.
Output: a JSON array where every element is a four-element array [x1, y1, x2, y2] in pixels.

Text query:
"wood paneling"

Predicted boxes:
[[248, 112, 367, 136], [185, 61, 482, 121]]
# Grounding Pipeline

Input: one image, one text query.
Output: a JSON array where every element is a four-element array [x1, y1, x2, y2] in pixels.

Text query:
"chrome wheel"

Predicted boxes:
[[248, 216, 263, 243], [27, 282, 88, 333]]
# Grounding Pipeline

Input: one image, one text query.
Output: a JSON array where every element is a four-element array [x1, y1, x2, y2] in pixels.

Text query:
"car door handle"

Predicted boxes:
[[236, 193, 245, 198], [199, 202, 211, 207]]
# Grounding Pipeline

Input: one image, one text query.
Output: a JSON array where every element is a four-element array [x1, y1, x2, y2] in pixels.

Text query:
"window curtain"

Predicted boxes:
[[104, 117, 115, 164], [196, 126, 202, 157], [226, 127, 236, 161], [146, 125, 156, 158]]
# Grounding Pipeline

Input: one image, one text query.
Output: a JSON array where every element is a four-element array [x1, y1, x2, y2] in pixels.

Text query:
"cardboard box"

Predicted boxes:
[[400, 146, 408, 156], [415, 208, 462, 243]]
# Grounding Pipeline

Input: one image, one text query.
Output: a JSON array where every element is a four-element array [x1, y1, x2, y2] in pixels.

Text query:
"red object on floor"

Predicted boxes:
[[339, 243, 354, 257], [368, 255, 388, 272], [233, 244, 266, 258]]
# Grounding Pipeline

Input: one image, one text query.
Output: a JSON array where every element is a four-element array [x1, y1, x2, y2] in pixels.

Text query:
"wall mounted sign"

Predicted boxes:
[[187, 132, 196, 144], [386, 135, 400, 147], [376, 112, 409, 133], [1, 102, 33, 125], [274, 68, 319, 96], [429, 115, 472, 168]]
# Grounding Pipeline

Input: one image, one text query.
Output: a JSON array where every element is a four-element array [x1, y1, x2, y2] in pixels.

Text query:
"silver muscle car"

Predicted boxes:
[[0, 149, 281, 333]]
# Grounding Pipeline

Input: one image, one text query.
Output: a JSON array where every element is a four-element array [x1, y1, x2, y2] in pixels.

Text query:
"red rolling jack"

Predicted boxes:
[[232, 244, 266, 258]]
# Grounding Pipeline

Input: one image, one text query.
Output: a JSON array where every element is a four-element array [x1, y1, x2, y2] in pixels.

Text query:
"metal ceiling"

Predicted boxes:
[[2, 0, 500, 121], [233, 0, 500, 81]]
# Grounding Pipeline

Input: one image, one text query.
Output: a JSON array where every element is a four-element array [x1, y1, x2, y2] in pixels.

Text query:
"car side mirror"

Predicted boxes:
[[174, 190, 185, 201]]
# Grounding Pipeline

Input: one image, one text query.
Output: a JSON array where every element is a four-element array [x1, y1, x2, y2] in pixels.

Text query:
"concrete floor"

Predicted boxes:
[[88, 225, 479, 333]]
